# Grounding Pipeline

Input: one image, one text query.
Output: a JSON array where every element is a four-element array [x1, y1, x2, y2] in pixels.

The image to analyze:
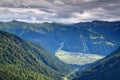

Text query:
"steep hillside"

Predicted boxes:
[[0, 30, 73, 80], [73, 47, 120, 80], [0, 20, 120, 65], [0, 65, 53, 80]]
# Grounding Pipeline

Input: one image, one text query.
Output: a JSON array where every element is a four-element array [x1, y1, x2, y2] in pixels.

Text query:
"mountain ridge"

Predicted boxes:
[[0, 30, 74, 80], [0, 20, 120, 65], [73, 47, 120, 80]]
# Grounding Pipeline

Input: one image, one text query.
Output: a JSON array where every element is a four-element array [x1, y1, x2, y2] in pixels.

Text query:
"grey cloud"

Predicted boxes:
[[0, 0, 120, 23], [39, 8, 56, 13], [53, 0, 65, 6]]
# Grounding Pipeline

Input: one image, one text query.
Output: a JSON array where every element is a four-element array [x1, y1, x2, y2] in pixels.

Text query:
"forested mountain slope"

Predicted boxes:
[[0, 21, 119, 55], [0, 20, 120, 65], [0, 30, 73, 80], [73, 47, 120, 80]]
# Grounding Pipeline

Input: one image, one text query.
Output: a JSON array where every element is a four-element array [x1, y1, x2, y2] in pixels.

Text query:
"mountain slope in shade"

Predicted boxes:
[[0, 20, 120, 65], [0, 30, 74, 80], [0, 20, 119, 55], [73, 47, 120, 80]]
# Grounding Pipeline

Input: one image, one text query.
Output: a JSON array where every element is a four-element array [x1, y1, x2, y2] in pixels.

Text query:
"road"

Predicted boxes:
[[63, 68, 79, 80]]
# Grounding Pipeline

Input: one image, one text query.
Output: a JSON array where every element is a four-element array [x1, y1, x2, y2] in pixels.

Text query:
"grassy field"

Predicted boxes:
[[55, 50, 104, 65]]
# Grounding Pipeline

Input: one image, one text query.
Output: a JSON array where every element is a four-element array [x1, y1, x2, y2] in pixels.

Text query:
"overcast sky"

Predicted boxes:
[[0, 0, 120, 23]]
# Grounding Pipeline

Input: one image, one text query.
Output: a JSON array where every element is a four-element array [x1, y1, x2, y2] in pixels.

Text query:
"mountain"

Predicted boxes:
[[73, 47, 120, 80], [0, 20, 120, 65], [0, 30, 74, 80], [0, 65, 53, 80]]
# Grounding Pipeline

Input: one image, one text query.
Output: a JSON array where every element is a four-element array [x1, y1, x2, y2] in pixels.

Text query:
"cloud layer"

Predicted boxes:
[[0, 0, 120, 23]]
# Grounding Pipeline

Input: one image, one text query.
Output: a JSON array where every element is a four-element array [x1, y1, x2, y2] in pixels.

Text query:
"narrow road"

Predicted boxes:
[[63, 68, 79, 80]]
